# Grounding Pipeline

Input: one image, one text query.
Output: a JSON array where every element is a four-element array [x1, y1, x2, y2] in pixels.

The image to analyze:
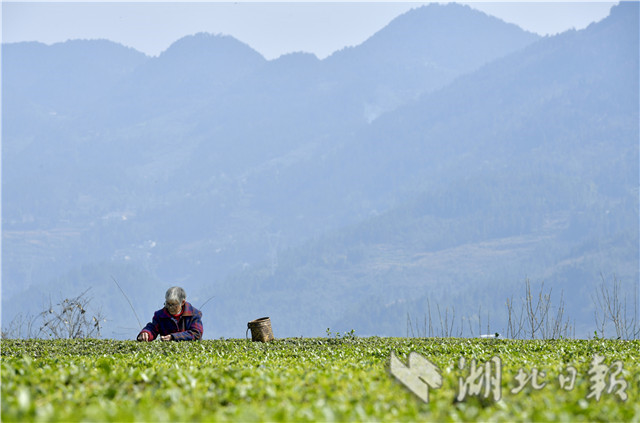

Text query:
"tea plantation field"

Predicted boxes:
[[2, 337, 639, 421]]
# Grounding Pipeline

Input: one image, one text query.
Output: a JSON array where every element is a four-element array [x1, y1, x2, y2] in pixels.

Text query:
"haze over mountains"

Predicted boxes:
[[2, 3, 637, 339]]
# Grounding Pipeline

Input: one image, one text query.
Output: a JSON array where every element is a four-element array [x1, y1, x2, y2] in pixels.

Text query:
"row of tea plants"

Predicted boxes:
[[2, 337, 639, 421]]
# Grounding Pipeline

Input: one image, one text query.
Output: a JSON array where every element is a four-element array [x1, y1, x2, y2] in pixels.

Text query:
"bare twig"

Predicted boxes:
[[592, 274, 639, 340], [199, 295, 216, 309], [111, 276, 142, 330]]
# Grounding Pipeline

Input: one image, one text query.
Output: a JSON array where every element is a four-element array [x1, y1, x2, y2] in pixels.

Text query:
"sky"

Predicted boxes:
[[1, 2, 618, 60]]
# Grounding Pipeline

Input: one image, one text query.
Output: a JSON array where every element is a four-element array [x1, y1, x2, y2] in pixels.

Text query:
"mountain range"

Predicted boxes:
[[2, 2, 637, 339]]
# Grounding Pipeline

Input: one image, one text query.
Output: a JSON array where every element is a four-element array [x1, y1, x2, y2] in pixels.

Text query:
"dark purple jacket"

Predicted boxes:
[[139, 301, 203, 341]]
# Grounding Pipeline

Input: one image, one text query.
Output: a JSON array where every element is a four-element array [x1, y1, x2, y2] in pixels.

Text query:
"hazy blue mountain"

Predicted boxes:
[[201, 2, 638, 337], [2, 39, 148, 115], [2, 40, 148, 159], [2, 3, 635, 340], [89, 33, 268, 127], [323, 3, 540, 121], [345, 0, 638, 203], [174, 3, 542, 248]]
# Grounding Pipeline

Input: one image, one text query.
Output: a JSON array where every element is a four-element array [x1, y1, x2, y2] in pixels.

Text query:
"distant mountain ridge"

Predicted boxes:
[[324, 3, 540, 121], [2, 40, 148, 116], [352, 1, 638, 190], [2, 3, 636, 339]]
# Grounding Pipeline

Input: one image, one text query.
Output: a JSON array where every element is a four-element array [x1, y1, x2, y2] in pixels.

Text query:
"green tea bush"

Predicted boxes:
[[1, 338, 638, 421]]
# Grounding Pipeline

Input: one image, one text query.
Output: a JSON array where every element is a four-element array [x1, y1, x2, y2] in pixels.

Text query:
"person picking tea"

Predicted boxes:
[[137, 286, 203, 341]]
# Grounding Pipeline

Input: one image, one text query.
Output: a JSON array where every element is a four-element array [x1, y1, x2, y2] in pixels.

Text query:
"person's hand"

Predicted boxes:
[[137, 332, 150, 342], [160, 334, 172, 341]]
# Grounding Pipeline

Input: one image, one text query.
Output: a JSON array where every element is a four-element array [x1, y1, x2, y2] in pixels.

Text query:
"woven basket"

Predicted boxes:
[[246, 317, 275, 342]]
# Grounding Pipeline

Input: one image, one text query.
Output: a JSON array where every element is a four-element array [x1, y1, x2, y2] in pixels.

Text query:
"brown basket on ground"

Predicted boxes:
[[246, 317, 275, 342]]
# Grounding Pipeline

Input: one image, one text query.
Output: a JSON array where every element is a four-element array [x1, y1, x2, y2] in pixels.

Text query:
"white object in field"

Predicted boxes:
[[480, 333, 501, 338]]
